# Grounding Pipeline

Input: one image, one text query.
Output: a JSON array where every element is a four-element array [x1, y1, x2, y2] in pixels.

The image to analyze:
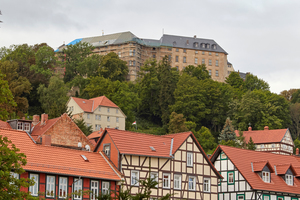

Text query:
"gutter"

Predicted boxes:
[[99, 151, 123, 181], [169, 138, 174, 157]]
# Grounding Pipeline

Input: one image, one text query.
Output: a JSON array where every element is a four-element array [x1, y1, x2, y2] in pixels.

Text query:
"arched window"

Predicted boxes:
[[193, 42, 199, 48]]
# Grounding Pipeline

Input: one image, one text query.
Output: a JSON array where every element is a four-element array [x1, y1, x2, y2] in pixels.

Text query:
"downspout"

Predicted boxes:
[[169, 138, 174, 158]]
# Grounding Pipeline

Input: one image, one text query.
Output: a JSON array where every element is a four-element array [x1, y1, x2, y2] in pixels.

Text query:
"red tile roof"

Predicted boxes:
[[0, 128, 121, 180], [163, 132, 193, 154], [72, 96, 118, 113], [30, 117, 60, 141], [0, 120, 11, 129], [236, 128, 288, 144], [212, 145, 300, 194], [88, 130, 104, 139], [252, 161, 269, 172]]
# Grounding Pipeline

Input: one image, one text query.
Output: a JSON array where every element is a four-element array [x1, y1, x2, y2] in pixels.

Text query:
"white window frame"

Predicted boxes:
[[209, 69, 212, 76], [24, 123, 30, 131], [187, 152, 193, 167], [202, 58, 205, 64], [163, 173, 170, 189], [216, 70, 219, 77], [131, 170, 139, 186], [29, 173, 39, 196], [107, 116, 110, 122], [59, 177, 68, 198], [95, 124, 101, 131], [203, 177, 210, 192], [17, 122, 23, 130], [188, 176, 196, 191], [150, 172, 158, 187], [216, 60, 219, 66], [228, 172, 234, 184], [98, 107, 101, 112], [174, 174, 181, 190], [102, 181, 110, 195], [10, 172, 19, 185], [195, 58, 198, 64], [90, 180, 99, 200], [73, 178, 82, 199], [286, 174, 293, 185], [107, 108, 110, 113], [262, 171, 270, 183], [87, 114, 90, 119], [116, 109, 118, 114], [116, 117, 119, 123], [46, 175, 55, 198], [104, 145, 110, 158], [209, 59, 212, 65]]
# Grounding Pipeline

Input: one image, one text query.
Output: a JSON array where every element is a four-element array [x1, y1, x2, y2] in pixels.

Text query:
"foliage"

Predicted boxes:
[[289, 103, 300, 139], [280, 89, 298, 102], [291, 89, 300, 104], [194, 126, 217, 154], [74, 118, 93, 136], [99, 52, 129, 82], [247, 137, 256, 150], [168, 112, 188, 134], [0, 73, 17, 120], [225, 71, 245, 98], [182, 64, 211, 80], [37, 76, 69, 118], [293, 138, 300, 154], [244, 73, 269, 91], [219, 117, 236, 142], [0, 135, 36, 199]]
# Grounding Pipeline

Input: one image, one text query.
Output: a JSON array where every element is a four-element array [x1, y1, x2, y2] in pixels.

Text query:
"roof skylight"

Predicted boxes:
[[81, 155, 89, 161], [150, 146, 156, 151]]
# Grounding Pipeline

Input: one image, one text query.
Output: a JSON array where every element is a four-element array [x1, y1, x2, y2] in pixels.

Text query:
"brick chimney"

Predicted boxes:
[[264, 126, 269, 130], [42, 135, 51, 146], [296, 148, 299, 156], [32, 115, 40, 126], [194, 35, 196, 39], [22, 117, 25, 120], [41, 113, 48, 125], [248, 126, 252, 131]]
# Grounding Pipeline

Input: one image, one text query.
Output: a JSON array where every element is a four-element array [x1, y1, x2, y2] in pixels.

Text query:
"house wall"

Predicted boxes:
[[120, 136, 219, 200], [67, 98, 84, 115], [98, 132, 119, 169]]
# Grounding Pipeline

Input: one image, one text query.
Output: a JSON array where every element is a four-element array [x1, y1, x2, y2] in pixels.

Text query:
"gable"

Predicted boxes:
[[67, 97, 84, 114]]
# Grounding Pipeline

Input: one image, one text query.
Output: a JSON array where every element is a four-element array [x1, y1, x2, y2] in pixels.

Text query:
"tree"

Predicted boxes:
[[225, 72, 245, 98], [291, 89, 300, 104], [194, 126, 217, 154], [168, 112, 188, 134], [289, 103, 300, 139], [74, 118, 93, 136], [280, 89, 298, 102], [182, 64, 210, 80], [37, 76, 69, 118], [244, 73, 269, 91], [0, 73, 16, 120], [0, 135, 36, 199], [294, 138, 300, 154], [99, 52, 128, 82], [247, 137, 256, 150], [219, 117, 236, 142]]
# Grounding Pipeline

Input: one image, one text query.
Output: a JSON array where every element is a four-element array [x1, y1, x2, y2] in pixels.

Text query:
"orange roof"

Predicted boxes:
[[236, 128, 288, 144], [211, 145, 300, 194], [88, 130, 104, 139], [252, 161, 269, 172], [30, 118, 60, 141], [0, 120, 11, 129], [163, 132, 193, 154], [0, 128, 121, 180], [72, 96, 118, 113]]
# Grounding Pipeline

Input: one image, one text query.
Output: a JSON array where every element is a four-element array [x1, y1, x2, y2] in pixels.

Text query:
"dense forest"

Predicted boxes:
[[1, 42, 300, 154]]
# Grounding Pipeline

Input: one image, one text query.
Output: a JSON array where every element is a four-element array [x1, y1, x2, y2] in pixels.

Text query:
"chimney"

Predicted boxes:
[[186, 40, 189, 45], [42, 135, 51, 146], [264, 126, 269, 130], [194, 35, 196, 39], [32, 115, 40, 126], [297, 148, 299, 156], [41, 113, 48, 125], [22, 117, 25, 120], [248, 126, 252, 131]]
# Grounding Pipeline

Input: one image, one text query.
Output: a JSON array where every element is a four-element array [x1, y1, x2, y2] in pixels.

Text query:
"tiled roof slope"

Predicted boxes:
[[88, 130, 104, 139], [162, 132, 193, 154], [72, 96, 118, 113], [235, 128, 288, 144], [0, 128, 121, 180], [30, 118, 60, 141], [0, 120, 12, 129], [212, 145, 300, 194]]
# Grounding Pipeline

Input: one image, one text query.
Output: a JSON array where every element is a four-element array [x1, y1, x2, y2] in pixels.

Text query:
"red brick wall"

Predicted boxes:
[[98, 133, 119, 168], [45, 114, 94, 149]]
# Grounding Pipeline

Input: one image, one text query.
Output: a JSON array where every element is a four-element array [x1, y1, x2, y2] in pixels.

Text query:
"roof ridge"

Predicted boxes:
[[162, 131, 192, 136]]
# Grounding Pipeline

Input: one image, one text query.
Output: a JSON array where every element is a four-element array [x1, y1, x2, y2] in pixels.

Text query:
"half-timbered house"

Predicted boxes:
[[94, 128, 222, 200], [210, 145, 300, 200]]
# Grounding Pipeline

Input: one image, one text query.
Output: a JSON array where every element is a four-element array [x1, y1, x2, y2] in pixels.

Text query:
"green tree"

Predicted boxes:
[[0, 135, 36, 199], [168, 112, 188, 134], [99, 52, 128, 82], [280, 89, 298, 102], [294, 138, 300, 154], [225, 72, 245, 98], [247, 137, 256, 150], [291, 89, 300, 104], [182, 64, 210, 80], [219, 117, 236, 142], [74, 118, 93, 136], [244, 73, 269, 91], [194, 126, 217, 154], [289, 103, 300, 139], [37, 76, 69, 118], [0, 73, 16, 120]]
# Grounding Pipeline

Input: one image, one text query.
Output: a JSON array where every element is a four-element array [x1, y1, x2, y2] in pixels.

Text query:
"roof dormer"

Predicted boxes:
[[275, 164, 296, 186], [251, 161, 274, 183]]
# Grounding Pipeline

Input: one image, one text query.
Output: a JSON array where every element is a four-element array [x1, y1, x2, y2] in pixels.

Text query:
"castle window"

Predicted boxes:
[[216, 70, 219, 77], [183, 57, 186, 63], [176, 56, 179, 62], [195, 58, 198, 64]]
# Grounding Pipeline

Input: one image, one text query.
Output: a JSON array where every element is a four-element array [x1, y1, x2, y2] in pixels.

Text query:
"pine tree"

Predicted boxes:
[[219, 117, 236, 143], [247, 137, 256, 150]]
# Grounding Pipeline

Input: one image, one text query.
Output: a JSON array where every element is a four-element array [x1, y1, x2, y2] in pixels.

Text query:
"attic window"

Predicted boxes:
[[81, 155, 89, 161], [150, 146, 156, 151], [262, 171, 270, 183], [286, 174, 293, 185]]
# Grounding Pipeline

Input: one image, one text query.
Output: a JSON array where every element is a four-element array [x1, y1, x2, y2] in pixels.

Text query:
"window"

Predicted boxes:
[[272, 143, 275, 148], [24, 123, 30, 131], [131, 170, 139, 186], [168, 55, 171, 61], [195, 50, 198, 54], [87, 123, 91, 127], [187, 152, 193, 167], [150, 172, 158, 187], [107, 116, 110, 122], [29, 174, 39, 196], [116, 117, 119, 123], [203, 178, 210, 192], [133, 50, 136, 56], [277, 196, 284, 200], [188, 176, 196, 190], [59, 177, 68, 198], [74, 178, 82, 199], [220, 152, 227, 160], [216, 53, 219, 56], [91, 180, 99, 200], [153, 54, 156, 58], [202, 51, 205, 55], [107, 125, 110, 128], [183, 49, 186, 53], [201, 43, 205, 48], [99, 107, 101, 112], [176, 56, 179, 62], [46, 175, 55, 198], [118, 52, 121, 57], [263, 194, 270, 200], [209, 59, 212, 65], [95, 115, 101, 120], [228, 171, 234, 184], [107, 108, 110, 113], [10, 172, 19, 179], [17, 122, 23, 130], [261, 144, 265, 148], [183, 57, 186, 63], [176, 48, 179, 52], [216, 60, 219, 66], [163, 174, 170, 188], [174, 174, 181, 190], [209, 70, 212, 76], [129, 61, 132, 66], [87, 114, 90, 119], [262, 171, 270, 183], [286, 174, 293, 185], [133, 60, 136, 66], [129, 50, 133, 56], [283, 144, 287, 149], [216, 70, 219, 77], [202, 59, 205, 64], [237, 194, 245, 200], [176, 66, 179, 71], [209, 52, 212, 56], [168, 48, 172, 51], [195, 58, 198, 64], [104, 144, 110, 158], [116, 109, 118, 114], [102, 181, 110, 195], [95, 124, 101, 131]]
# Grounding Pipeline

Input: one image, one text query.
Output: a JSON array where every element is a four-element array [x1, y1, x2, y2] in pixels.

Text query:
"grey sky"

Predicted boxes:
[[0, 0, 299, 93]]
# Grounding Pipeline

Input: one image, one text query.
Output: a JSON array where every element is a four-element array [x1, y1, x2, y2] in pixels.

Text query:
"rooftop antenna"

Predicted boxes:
[[102, 30, 104, 36]]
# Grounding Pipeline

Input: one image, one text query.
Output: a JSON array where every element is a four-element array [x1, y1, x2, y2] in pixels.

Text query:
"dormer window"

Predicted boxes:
[[286, 174, 293, 185], [104, 144, 111, 158], [17, 122, 23, 130], [262, 171, 270, 183]]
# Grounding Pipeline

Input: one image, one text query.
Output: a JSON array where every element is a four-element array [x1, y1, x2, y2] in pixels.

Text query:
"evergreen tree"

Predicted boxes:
[[219, 117, 236, 142], [247, 137, 256, 150]]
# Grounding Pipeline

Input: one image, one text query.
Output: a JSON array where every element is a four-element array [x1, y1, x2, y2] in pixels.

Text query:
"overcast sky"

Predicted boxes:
[[0, 0, 299, 94]]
